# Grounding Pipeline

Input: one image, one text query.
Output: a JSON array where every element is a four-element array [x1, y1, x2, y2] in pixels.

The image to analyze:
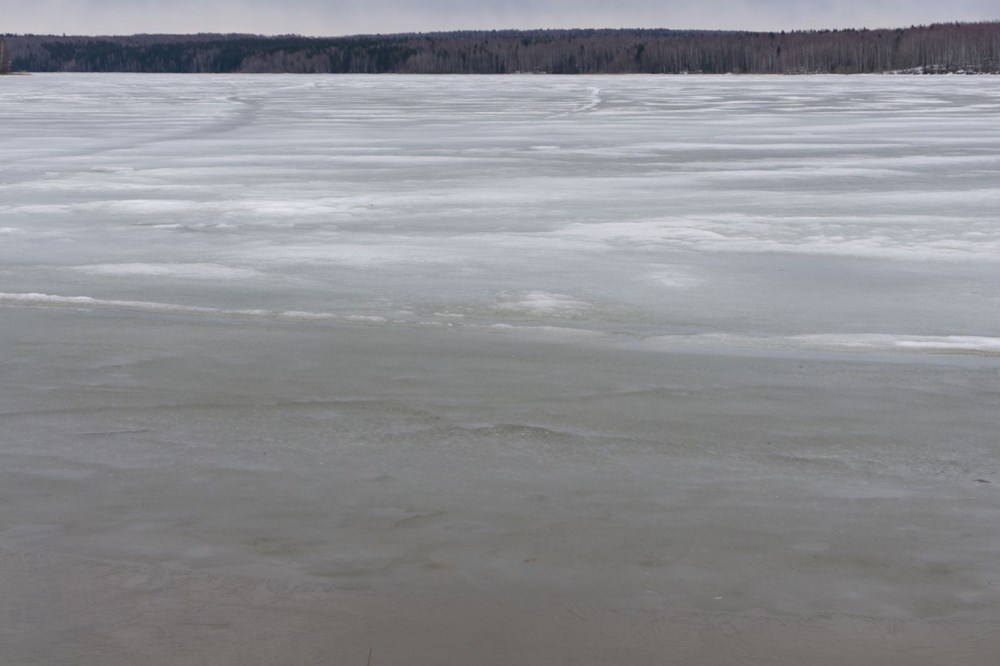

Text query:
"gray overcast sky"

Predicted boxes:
[[4, 0, 998, 35]]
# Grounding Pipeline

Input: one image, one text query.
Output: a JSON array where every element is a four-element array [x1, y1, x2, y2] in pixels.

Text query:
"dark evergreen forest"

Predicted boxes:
[[3, 22, 998, 74]]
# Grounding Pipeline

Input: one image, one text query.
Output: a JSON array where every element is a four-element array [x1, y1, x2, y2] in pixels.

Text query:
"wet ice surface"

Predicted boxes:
[[2, 75, 1000, 664]]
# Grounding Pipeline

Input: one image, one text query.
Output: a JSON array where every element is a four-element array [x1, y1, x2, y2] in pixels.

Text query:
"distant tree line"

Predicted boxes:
[[0, 37, 11, 74], [3, 22, 999, 74]]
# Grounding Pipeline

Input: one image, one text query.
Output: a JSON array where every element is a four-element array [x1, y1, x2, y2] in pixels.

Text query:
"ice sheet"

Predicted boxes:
[[2, 73, 999, 350], [2, 74, 1000, 664]]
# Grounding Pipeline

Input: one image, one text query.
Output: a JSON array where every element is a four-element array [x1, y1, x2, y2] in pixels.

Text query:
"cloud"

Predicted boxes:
[[4, 0, 998, 36]]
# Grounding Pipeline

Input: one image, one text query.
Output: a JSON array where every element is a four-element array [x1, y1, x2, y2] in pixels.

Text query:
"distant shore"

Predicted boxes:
[[3, 22, 998, 74]]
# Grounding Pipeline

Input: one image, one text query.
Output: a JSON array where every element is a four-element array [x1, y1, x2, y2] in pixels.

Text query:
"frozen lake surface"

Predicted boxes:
[[2, 74, 999, 664]]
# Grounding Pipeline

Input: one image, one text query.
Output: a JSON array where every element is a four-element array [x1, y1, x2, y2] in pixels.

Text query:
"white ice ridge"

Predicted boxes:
[[581, 87, 602, 112], [549, 86, 602, 117], [0, 292, 341, 322], [642, 332, 1000, 355]]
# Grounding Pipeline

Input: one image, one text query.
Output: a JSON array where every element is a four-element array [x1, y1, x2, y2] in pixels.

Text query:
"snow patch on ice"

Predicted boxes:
[[645, 269, 703, 289], [91, 199, 198, 215], [792, 334, 1000, 354], [72, 263, 262, 280], [345, 314, 388, 323], [482, 323, 605, 338], [549, 216, 1000, 262], [277, 310, 334, 320], [493, 291, 594, 317], [889, 336, 1000, 352], [0, 292, 220, 313], [1, 204, 74, 215], [236, 243, 454, 267], [641, 332, 1000, 356], [88, 166, 136, 174]]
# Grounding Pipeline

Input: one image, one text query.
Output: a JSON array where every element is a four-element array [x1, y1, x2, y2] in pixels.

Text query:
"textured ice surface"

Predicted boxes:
[[2, 75, 1000, 664], [2, 73, 999, 351]]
